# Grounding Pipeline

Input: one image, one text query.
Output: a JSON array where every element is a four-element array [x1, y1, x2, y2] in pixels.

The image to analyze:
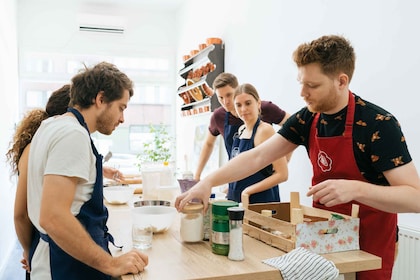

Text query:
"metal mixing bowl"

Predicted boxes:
[[134, 200, 171, 207]]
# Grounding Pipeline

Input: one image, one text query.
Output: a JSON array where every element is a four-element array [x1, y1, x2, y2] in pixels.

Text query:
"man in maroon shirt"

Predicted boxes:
[[194, 73, 290, 180]]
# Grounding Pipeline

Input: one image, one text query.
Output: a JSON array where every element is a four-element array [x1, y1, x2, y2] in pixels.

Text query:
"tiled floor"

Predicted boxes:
[[0, 240, 26, 280]]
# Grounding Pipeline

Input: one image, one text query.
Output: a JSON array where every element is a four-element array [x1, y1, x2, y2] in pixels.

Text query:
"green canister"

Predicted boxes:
[[211, 200, 239, 255]]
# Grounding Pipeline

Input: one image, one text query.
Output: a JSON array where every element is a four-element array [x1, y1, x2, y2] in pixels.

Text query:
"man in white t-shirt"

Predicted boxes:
[[27, 62, 148, 280]]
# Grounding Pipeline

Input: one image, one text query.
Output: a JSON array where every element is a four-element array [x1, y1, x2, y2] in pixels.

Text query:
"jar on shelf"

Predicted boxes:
[[180, 202, 204, 242]]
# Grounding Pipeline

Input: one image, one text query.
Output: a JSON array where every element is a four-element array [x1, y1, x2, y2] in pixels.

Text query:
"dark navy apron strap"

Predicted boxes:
[[39, 232, 50, 242], [224, 111, 242, 159], [67, 107, 122, 249]]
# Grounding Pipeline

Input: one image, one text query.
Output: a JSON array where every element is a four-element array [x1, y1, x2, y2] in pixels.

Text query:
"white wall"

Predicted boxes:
[[0, 0, 19, 273], [175, 0, 420, 230]]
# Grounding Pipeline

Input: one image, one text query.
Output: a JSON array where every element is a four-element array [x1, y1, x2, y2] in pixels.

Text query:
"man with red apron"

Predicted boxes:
[[309, 92, 397, 280]]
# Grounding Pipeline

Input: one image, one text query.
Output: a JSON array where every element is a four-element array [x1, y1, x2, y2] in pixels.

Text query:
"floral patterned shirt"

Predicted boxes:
[[279, 93, 412, 185]]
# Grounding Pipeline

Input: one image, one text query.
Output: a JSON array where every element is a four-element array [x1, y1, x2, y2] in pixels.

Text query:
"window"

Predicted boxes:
[[19, 51, 176, 156]]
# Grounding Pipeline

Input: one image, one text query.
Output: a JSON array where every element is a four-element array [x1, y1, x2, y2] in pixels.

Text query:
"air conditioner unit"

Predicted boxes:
[[79, 25, 124, 34], [78, 13, 126, 34]]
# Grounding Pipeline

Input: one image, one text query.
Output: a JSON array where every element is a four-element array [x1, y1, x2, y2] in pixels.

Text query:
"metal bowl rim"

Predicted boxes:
[[134, 200, 171, 207]]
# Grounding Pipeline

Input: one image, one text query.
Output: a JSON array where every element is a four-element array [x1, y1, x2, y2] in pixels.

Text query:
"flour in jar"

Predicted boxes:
[[180, 202, 204, 242]]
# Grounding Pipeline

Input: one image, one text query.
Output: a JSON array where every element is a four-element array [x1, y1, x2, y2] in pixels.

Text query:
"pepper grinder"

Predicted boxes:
[[227, 206, 245, 261]]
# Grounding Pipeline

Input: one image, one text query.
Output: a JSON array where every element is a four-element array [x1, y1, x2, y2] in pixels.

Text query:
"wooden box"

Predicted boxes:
[[242, 192, 360, 254]]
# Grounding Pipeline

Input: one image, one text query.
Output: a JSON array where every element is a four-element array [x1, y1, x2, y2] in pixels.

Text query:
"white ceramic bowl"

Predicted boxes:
[[132, 206, 177, 233], [103, 186, 135, 204]]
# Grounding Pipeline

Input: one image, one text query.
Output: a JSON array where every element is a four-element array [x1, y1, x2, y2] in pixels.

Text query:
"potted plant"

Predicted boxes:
[[136, 123, 175, 170], [137, 124, 175, 193]]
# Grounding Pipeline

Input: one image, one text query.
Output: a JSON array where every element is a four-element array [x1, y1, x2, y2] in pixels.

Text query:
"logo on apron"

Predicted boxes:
[[317, 151, 332, 172]]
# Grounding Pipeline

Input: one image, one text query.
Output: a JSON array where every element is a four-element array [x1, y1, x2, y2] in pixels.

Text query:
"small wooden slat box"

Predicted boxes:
[[242, 192, 360, 254]]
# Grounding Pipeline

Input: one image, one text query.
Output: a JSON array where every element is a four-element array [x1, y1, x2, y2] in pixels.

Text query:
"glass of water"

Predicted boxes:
[[132, 224, 153, 250]]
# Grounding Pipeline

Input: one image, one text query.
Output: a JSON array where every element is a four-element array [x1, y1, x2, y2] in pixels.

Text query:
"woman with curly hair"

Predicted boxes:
[[6, 84, 70, 278]]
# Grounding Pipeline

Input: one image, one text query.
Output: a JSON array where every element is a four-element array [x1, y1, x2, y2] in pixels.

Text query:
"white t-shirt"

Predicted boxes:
[[27, 115, 97, 280]]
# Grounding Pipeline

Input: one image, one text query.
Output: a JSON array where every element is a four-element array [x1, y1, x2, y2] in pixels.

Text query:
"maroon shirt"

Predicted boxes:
[[209, 100, 286, 137]]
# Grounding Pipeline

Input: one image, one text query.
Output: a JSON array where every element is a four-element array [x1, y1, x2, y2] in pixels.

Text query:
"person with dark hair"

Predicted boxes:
[[26, 62, 148, 280], [7, 85, 71, 176], [176, 35, 420, 280], [228, 83, 288, 203], [6, 84, 125, 279], [194, 72, 290, 181], [6, 84, 71, 279], [45, 84, 71, 116]]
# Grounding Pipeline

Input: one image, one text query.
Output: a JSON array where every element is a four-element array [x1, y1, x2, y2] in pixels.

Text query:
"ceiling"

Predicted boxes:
[[73, 0, 185, 11]]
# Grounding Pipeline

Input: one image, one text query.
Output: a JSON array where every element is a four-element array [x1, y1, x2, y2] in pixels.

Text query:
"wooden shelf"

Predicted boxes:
[[180, 97, 210, 109], [178, 42, 224, 114]]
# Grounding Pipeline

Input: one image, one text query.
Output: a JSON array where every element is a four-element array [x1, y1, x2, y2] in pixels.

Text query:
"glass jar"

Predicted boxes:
[[261, 209, 272, 232], [203, 193, 215, 241], [211, 200, 238, 255], [227, 206, 245, 261], [180, 202, 204, 242]]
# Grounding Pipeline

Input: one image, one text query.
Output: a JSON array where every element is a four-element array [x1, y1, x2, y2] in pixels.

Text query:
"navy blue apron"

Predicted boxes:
[[34, 108, 116, 280], [223, 111, 242, 159], [27, 228, 39, 279], [227, 119, 280, 204]]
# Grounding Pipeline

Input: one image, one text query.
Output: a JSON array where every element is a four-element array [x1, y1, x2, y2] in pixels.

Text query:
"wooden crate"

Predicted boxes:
[[242, 192, 360, 254]]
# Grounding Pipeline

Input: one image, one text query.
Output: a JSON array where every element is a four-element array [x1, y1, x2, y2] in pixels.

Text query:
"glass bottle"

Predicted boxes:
[[203, 193, 215, 241], [227, 206, 245, 261]]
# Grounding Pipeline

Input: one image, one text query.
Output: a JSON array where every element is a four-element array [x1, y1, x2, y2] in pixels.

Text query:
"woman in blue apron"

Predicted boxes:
[[227, 83, 288, 204]]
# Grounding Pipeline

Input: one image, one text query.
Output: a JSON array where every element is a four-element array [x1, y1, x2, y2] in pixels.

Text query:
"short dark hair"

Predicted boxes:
[[212, 72, 239, 90], [292, 35, 356, 82], [69, 61, 134, 108]]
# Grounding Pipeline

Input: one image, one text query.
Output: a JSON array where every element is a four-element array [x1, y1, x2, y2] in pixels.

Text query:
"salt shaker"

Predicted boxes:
[[227, 206, 245, 261]]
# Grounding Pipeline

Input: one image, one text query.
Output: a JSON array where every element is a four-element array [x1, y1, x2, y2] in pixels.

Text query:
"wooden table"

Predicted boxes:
[[106, 199, 381, 280]]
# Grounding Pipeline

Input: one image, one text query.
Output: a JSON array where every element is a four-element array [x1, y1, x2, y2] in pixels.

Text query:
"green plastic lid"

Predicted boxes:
[[212, 200, 239, 216]]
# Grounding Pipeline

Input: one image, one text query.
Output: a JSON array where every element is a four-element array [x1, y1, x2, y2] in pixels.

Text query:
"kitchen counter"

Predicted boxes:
[[106, 198, 381, 280]]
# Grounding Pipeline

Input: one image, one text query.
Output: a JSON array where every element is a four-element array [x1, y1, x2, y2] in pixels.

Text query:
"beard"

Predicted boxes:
[[96, 108, 117, 135], [307, 87, 338, 113]]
